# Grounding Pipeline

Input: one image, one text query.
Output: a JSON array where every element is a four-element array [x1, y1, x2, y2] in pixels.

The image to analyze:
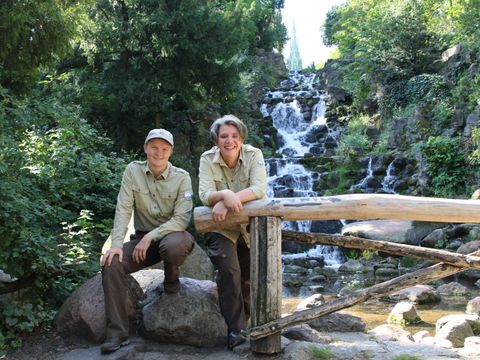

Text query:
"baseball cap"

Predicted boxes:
[[144, 129, 174, 147]]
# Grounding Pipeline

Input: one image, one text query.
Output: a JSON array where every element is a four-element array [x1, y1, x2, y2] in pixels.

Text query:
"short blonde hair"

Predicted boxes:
[[209, 114, 248, 144]]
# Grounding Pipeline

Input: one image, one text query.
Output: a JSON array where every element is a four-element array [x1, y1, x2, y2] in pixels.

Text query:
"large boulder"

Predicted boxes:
[[388, 285, 441, 304], [368, 324, 413, 342], [54, 273, 143, 342], [436, 314, 480, 335], [436, 282, 470, 296], [467, 297, 480, 315], [307, 312, 366, 333], [341, 220, 445, 245], [142, 277, 227, 347], [435, 318, 474, 347], [388, 302, 422, 325]]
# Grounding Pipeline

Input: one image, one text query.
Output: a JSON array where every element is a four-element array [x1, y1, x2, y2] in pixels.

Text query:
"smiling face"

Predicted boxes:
[[144, 138, 173, 175], [217, 124, 244, 167]]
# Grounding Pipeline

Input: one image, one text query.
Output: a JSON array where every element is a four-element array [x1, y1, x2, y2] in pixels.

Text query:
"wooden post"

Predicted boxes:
[[250, 216, 282, 354]]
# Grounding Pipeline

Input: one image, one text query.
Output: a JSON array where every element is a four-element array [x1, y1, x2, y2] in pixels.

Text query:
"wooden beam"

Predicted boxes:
[[247, 249, 480, 340], [282, 231, 480, 269], [194, 194, 480, 232], [250, 216, 282, 354]]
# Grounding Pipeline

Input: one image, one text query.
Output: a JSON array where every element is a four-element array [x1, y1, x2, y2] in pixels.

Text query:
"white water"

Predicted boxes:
[[261, 71, 344, 267]]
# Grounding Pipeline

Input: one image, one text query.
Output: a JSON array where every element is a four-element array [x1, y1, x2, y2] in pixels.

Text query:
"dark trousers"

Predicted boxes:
[[205, 232, 250, 332], [102, 231, 194, 339]]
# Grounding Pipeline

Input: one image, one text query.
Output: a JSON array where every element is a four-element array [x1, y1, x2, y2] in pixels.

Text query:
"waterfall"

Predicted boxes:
[[351, 157, 373, 190], [261, 70, 344, 267], [381, 160, 398, 194]]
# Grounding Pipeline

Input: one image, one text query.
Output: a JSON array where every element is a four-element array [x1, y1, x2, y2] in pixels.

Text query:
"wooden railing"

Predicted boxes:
[[193, 194, 480, 354]]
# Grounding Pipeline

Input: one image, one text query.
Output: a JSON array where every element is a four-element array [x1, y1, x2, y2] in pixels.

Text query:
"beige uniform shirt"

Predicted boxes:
[[111, 161, 193, 248], [198, 144, 267, 245]]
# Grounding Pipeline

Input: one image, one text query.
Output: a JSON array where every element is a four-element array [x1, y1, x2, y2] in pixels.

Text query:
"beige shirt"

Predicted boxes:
[[198, 144, 267, 244], [111, 161, 193, 248]]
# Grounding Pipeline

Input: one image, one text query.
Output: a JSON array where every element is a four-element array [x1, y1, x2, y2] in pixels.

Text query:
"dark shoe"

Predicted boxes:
[[228, 331, 246, 350], [100, 337, 129, 354], [163, 279, 180, 294]]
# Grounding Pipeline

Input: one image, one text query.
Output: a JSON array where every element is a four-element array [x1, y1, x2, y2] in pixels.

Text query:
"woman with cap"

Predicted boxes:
[[198, 115, 267, 349], [100, 128, 195, 354]]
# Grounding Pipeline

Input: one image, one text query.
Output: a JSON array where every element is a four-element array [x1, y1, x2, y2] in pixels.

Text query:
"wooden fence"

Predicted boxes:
[[193, 194, 480, 354]]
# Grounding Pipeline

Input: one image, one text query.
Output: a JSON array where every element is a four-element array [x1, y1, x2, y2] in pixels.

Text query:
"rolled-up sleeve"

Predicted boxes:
[[111, 164, 134, 248], [148, 173, 193, 241], [198, 156, 216, 206], [248, 150, 267, 199]]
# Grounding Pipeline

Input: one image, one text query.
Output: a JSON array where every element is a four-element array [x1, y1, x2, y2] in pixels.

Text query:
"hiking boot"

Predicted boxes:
[[227, 331, 246, 350], [100, 336, 129, 354]]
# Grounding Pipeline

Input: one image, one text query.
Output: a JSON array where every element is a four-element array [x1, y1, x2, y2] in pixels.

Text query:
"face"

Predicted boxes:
[[144, 138, 173, 172], [217, 124, 244, 161]]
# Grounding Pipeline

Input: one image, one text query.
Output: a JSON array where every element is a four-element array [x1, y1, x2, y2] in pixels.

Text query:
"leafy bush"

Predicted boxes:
[[421, 136, 467, 198], [0, 88, 127, 349], [337, 115, 371, 159]]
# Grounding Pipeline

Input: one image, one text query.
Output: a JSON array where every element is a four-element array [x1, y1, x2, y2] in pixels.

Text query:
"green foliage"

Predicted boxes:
[[0, 86, 126, 348], [400, 256, 417, 268], [452, 71, 480, 111], [0, 302, 56, 351], [421, 136, 467, 198], [337, 115, 371, 159], [56, 0, 286, 149], [310, 344, 334, 359], [392, 355, 422, 360], [469, 127, 480, 165], [387, 74, 449, 109], [0, 0, 82, 94]]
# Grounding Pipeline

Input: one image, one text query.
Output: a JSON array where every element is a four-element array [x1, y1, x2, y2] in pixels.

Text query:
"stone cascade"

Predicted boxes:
[[351, 155, 413, 194], [260, 70, 343, 266]]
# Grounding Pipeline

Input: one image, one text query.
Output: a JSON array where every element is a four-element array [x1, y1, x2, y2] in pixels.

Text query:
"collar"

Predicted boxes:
[[145, 162, 171, 179], [212, 146, 244, 168]]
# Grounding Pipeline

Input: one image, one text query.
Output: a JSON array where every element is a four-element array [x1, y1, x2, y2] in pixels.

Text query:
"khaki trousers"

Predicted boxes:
[[205, 232, 250, 332], [102, 231, 194, 339]]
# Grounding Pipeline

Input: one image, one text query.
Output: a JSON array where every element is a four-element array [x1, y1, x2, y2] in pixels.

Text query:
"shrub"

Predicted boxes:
[[421, 136, 467, 198]]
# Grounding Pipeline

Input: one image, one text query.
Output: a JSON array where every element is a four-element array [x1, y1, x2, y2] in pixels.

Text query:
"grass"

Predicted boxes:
[[392, 355, 422, 360], [310, 344, 334, 359]]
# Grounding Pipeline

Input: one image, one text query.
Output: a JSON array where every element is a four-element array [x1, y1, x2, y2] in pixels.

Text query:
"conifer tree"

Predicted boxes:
[[287, 22, 302, 70]]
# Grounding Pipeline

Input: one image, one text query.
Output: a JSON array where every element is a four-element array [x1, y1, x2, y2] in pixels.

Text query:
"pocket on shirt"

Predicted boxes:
[[157, 192, 176, 217], [213, 176, 228, 190], [132, 187, 151, 212], [238, 176, 250, 190]]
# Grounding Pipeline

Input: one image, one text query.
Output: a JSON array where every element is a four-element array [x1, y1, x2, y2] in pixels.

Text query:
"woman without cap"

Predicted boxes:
[[198, 114, 267, 349]]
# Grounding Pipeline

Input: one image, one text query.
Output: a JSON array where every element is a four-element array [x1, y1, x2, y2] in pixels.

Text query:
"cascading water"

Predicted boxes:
[[260, 71, 344, 267]]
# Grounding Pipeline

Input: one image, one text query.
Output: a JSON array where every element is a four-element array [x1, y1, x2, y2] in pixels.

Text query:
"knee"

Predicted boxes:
[[102, 256, 123, 277]]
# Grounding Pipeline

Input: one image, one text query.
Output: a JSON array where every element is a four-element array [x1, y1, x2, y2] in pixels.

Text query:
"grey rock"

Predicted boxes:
[[389, 285, 441, 304], [282, 324, 332, 343], [341, 220, 445, 245], [436, 282, 470, 296], [467, 297, 480, 315], [338, 259, 369, 273], [435, 318, 474, 347], [307, 312, 366, 333], [387, 302, 422, 325], [142, 278, 227, 347], [54, 273, 143, 342], [368, 324, 414, 342]]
